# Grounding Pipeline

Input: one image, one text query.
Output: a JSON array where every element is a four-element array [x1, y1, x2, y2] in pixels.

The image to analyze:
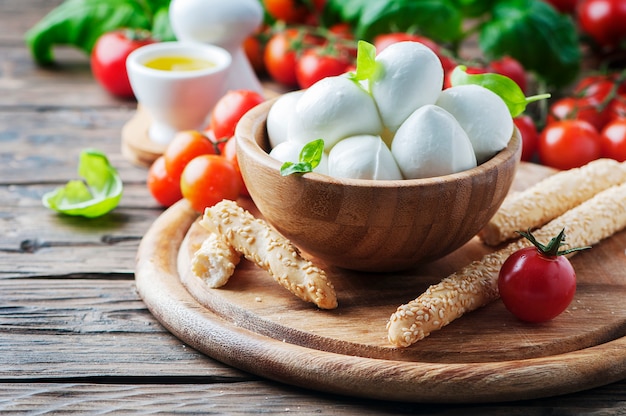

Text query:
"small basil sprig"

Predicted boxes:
[[42, 149, 123, 218], [280, 139, 325, 176], [352, 40, 380, 82], [450, 65, 550, 117]]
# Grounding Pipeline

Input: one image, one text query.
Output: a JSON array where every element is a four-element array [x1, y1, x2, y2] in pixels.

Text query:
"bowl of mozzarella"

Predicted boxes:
[[235, 41, 521, 272]]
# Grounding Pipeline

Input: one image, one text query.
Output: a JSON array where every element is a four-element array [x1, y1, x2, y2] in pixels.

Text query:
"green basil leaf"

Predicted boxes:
[[280, 139, 325, 176], [323, 0, 464, 43], [479, 0, 580, 88], [42, 149, 123, 218], [353, 40, 379, 82], [451, 65, 550, 117], [25, 0, 174, 65]]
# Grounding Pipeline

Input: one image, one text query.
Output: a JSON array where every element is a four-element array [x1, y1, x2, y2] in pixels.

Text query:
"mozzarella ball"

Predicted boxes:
[[436, 84, 513, 164], [391, 104, 477, 179], [287, 75, 383, 152], [370, 41, 444, 132], [327, 135, 402, 180], [267, 90, 304, 149]]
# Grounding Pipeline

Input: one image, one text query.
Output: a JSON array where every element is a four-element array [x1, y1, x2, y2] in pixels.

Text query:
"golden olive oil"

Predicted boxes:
[[143, 56, 215, 71]]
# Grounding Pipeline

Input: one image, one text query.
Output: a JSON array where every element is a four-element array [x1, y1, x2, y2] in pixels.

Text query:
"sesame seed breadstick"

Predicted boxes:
[[191, 232, 241, 288], [388, 181, 626, 348], [199, 200, 338, 309], [479, 159, 626, 246]]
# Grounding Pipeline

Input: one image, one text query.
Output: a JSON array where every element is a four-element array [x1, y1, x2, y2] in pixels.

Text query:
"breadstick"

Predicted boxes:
[[199, 200, 338, 309], [479, 159, 626, 246], [388, 181, 626, 348], [191, 232, 241, 288]]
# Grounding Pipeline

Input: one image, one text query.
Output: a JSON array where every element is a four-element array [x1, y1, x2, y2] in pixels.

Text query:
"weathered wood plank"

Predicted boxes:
[[0, 382, 625, 415], [0, 278, 248, 379]]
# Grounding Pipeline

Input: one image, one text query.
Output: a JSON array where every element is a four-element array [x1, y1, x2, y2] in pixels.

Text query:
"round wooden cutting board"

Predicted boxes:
[[135, 162, 626, 403]]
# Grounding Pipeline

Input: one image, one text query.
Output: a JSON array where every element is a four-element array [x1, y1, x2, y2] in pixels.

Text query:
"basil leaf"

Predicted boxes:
[[280, 139, 325, 176], [353, 40, 380, 82], [451, 65, 550, 117], [25, 0, 174, 65], [323, 0, 464, 43], [479, 0, 580, 88], [42, 149, 123, 218]]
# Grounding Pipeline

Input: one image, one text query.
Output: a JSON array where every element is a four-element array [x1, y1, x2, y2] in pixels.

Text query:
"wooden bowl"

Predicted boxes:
[[235, 99, 521, 272]]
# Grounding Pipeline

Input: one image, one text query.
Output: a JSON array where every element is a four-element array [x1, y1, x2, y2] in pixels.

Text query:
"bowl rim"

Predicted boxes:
[[236, 97, 522, 189]]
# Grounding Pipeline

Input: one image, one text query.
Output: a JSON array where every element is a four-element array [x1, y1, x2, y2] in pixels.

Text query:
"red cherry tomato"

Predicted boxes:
[[514, 115, 539, 162], [548, 96, 611, 132], [487, 56, 527, 93], [264, 0, 325, 24], [163, 130, 217, 182], [90, 30, 155, 98], [600, 119, 626, 162], [373, 33, 440, 54], [577, 0, 626, 48], [180, 155, 241, 213], [223, 136, 249, 197], [147, 156, 183, 207], [295, 47, 352, 89], [209, 90, 265, 141], [538, 120, 602, 170], [264, 28, 323, 86], [498, 238, 577, 323]]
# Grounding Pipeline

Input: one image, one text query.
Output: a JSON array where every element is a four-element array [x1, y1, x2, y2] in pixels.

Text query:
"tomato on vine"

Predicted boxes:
[[600, 119, 626, 162], [538, 119, 602, 170], [263, 28, 323, 86], [147, 156, 183, 207], [209, 90, 265, 142], [90, 30, 155, 98], [163, 130, 217, 182], [180, 155, 241, 212], [578, 0, 626, 48], [498, 229, 588, 323], [514, 115, 539, 162], [296, 46, 352, 88]]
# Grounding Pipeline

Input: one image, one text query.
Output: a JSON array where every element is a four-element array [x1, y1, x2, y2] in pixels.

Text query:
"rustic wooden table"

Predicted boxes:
[[2, 0, 626, 414]]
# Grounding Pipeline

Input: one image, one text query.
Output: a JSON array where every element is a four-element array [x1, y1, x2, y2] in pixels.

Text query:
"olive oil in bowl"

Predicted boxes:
[[144, 56, 215, 71]]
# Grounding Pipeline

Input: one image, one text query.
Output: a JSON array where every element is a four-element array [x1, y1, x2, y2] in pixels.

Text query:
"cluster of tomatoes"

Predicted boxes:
[[147, 90, 265, 212], [535, 72, 626, 170]]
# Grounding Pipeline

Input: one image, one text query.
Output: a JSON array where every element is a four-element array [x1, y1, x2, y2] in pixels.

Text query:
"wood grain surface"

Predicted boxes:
[[135, 162, 626, 403], [5, 1, 626, 413]]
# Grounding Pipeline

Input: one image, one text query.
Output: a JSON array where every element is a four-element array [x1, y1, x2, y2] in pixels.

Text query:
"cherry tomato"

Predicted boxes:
[[295, 47, 352, 89], [90, 30, 155, 98], [180, 155, 241, 212], [608, 95, 626, 120], [538, 120, 602, 170], [577, 0, 626, 48], [243, 33, 267, 75], [164, 130, 217, 182], [147, 156, 183, 207], [209, 90, 265, 141], [373, 33, 440, 54], [548, 96, 611, 132], [498, 230, 577, 323], [223, 136, 249, 197], [487, 56, 527, 93], [514, 115, 539, 162], [263, 0, 325, 24], [264, 28, 323, 86], [600, 119, 626, 162]]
